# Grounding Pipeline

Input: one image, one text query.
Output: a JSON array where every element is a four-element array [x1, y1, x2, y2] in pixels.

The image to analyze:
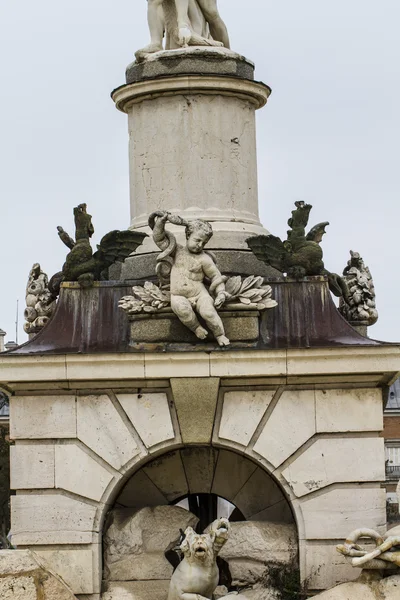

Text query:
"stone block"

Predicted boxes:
[[117, 393, 175, 448], [300, 487, 386, 539], [219, 521, 297, 586], [143, 450, 188, 501], [219, 390, 275, 447], [253, 390, 316, 468], [125, 47, 255, 84], [11, 494, 97, 545], [77, 395, 140, 470], [101, 581, 169, 600], [211, 450, 257, 501], [0, 576, 38, 600], [170, 378, 220, 444], [301, 541, 360, 590], [210, 351, 287, 378], [10, 395, 76, 439], [0, 550, 77, 599], [34, 547, 97, 595], [282, 437, 385, 498], [104, 506, 198, 582], [249, 500, 294, 524], [315, 388, 383, 433], [11, 443, 55, 490], [233, 468, 287, 519], [55, 443, 115, 502], [129, 311, 260, 344], [313, 582, 377, 599], [116, 469, 168, 508], [181, 447, 218, 494]]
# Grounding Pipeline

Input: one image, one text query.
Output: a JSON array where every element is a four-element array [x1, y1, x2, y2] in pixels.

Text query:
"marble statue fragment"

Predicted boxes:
[[24, 264, 57, 335], [136, 0, 230, 62], [337, 485, 400, 571], [247, 201, 349, 301], [339, 251, 378, 326], [168, 518, 230, 600], [118, 211, 278, 346], [49, 204, 147, 292]]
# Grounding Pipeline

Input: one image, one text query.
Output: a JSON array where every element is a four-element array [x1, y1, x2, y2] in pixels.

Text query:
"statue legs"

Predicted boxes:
[[196, 0, 230, 48], [136, 0, 164, 58], [171, 295, 208, 340], [174, 0, 192, 46]]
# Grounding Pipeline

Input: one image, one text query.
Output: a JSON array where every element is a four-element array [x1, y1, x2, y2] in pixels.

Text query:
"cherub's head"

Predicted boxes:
[[185, 220, 213, 254]]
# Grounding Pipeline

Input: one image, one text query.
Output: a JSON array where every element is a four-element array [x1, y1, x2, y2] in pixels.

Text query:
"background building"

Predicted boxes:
[[383, 378, 400, 521]]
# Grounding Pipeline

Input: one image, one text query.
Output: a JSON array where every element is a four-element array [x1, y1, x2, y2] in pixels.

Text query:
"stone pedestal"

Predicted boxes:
[[112, 48, 272, 280]]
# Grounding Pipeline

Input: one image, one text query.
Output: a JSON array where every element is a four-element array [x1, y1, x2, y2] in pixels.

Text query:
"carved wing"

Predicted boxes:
[[246, 235, 288, 272], [94, 230, 148, 268]]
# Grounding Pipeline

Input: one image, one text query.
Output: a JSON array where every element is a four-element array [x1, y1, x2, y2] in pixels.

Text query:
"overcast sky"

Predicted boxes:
[[1, 0, 399, 345]]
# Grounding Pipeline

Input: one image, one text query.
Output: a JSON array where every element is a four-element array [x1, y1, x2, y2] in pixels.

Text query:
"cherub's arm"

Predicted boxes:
[[202, 255, 228, 308], [152, 212, 170, 251]]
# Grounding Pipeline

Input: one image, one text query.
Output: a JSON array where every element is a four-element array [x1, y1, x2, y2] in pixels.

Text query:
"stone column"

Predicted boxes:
[[112, 47, 272, 279]]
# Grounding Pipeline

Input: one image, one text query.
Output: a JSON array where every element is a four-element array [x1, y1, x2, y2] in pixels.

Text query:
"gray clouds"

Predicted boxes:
[[0, 0, 399, 343]]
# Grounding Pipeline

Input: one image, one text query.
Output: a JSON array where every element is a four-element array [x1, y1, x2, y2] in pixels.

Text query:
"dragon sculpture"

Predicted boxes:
[[247, 201, 349, 300], [49, 204, 147, 293]]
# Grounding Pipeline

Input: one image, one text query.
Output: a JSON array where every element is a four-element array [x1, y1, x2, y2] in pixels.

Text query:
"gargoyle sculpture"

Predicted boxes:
[[247, 201, 349, 300], [168, 518, 230, 600], [50, 204, 147, 292], [24, 264, 57, 335], [339, 251, 378, 326]]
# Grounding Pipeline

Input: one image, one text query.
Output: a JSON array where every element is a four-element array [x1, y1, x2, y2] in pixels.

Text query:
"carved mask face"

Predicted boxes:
[[180, 527, 214, 563]]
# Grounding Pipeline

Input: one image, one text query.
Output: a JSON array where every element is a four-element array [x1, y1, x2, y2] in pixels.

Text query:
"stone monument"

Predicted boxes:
[[0, 5, 399, 600]]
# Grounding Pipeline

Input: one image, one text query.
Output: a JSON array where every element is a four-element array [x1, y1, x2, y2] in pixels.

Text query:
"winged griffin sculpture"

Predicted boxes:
[[247, 201, 349, 301], [49, 204, 147, 294]]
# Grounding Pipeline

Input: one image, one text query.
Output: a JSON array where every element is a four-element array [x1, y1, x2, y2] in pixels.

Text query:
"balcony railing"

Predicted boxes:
[[386, 465, 400, 479]]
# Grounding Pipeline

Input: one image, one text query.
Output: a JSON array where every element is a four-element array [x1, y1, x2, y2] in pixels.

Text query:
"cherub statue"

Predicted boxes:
[[339, 251, 378, 326], [150, 211, 230, 346], [247, 201, 349, 301], [168, 518, 230, 600], [136, 0, 230, 61], [49, 204, 147, 293]]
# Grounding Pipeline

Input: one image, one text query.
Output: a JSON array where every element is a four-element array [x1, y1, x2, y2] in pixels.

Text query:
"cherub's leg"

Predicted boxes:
[[196, 294, 230, 346], [174, 0, 192, 46], [135, 0, 164, 59], [171, 295, 208, 339], [197, 0, 230, 48]]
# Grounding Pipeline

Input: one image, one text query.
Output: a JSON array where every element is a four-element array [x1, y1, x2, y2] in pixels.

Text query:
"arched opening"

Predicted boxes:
[[102, 446, 299, 598]]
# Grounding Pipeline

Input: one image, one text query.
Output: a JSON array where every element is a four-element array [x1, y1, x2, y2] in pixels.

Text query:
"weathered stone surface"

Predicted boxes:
[[230, 584, 280, 600], [55, 443, 115, 502], [101, 580, 169, 600], [211, 450, 257, 501], [127, 48, 255, 84], [313, 576, 400, 599], [143, 450, 188, 501], [77, 394, 139, 470], [129, 311, 260, 345], [171, 378, 220, 444], [282, 437, 385, 498], [11, 494, 97, 545], [10, 395, 76, 439], [181, 447, 218, 494], [300, 487, 386, 539], [103, 506, 198, 582], [117, 393, 174, 448], [34, 546, 98, 595], [219, 522, 297, 586], [117, 469, 168, 508], [0, 550, 77, 599], [11, 443, 55, 489], [253, 390, 316, 468], [233, 468, 287, 520], [315, 388, 383, 433], [219, 390, 275, 447]]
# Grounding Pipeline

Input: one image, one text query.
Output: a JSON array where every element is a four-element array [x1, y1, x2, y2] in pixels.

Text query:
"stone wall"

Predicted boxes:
[[2, 347, 393, 596]]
